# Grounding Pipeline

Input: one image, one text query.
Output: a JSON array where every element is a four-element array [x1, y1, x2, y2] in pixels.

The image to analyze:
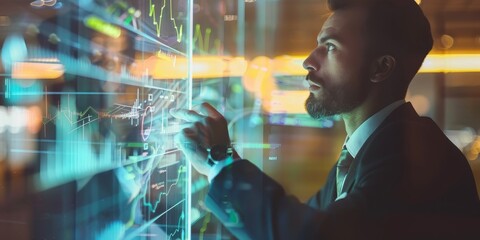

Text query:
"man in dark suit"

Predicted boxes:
[[172, 0, 480, 239]]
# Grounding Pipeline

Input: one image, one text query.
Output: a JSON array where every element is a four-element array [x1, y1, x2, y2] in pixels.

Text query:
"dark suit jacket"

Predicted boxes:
[[205, 103, 480, 240]]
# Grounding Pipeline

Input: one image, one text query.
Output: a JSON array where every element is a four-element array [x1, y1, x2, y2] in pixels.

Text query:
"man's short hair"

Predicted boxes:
[[328, 0, 433, 85]]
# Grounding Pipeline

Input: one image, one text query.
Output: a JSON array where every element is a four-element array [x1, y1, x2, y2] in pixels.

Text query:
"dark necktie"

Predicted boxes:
[[336, 146, 353, 195]]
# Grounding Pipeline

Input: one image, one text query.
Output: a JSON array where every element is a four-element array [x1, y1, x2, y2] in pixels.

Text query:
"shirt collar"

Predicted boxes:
[[345, 100, 405, 158]]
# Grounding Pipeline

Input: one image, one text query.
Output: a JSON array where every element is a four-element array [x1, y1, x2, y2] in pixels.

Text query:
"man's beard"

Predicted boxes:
[[305, 84, 366, 120]]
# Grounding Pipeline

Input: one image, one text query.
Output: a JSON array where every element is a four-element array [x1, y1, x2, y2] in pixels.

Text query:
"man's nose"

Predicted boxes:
[[303, 53, 317, 72]]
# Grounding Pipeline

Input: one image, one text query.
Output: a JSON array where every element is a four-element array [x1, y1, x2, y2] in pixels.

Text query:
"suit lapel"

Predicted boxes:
[[340, 103, 419, 196]]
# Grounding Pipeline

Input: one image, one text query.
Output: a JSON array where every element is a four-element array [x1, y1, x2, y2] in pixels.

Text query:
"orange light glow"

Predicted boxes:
[[265, 90, 308, 114], [12, 61, 64, 79], [27, 106, 43, 134], [275, 54, 480, 75], [419, 54, 480, 73], [242, 56, 275, 95], [11, 54, 480, 80], [130, 55, 188, 79], [130, 56, 248, 79]]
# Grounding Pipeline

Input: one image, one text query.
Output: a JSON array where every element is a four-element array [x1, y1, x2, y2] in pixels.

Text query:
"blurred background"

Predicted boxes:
[[0, 0, 479, 239]]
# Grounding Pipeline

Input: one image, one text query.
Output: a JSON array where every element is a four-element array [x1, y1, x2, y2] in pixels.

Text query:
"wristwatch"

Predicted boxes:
[[206, 144, 233, 166]]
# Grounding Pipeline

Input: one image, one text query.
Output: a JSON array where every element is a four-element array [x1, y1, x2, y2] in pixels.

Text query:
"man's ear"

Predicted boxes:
[[370, 55, 396, 83]]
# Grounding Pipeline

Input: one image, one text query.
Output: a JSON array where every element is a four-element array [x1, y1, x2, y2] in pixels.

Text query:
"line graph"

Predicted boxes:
[[142, 165, 186, 213], [122, 160, 187, 238], [124, 200, 186, 240], [193, 24, 212, 53], [168, 211, 185, 240], [148, 0, 183, 42], [37, 80, 186, 189]]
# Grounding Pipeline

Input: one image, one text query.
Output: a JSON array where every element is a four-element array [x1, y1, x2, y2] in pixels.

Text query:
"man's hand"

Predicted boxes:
[[170, 102, 232, 176]]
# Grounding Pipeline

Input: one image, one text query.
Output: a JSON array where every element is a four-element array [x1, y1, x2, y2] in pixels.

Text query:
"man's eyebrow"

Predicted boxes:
[[317, 34, 340, 44]]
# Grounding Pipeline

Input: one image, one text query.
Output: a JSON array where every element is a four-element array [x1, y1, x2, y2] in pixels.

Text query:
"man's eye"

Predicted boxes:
[[326, 43, 336, 52]]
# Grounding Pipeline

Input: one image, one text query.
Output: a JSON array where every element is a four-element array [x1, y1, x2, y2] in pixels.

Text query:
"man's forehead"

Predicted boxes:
[[317, 27, 336, 39]]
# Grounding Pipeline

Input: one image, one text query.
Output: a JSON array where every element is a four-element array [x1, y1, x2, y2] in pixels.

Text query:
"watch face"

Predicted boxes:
[[210, 144, 228, 161]]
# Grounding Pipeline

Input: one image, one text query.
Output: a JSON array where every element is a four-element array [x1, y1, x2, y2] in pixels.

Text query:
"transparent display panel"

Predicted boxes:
[[1, 0, 192, 239]]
